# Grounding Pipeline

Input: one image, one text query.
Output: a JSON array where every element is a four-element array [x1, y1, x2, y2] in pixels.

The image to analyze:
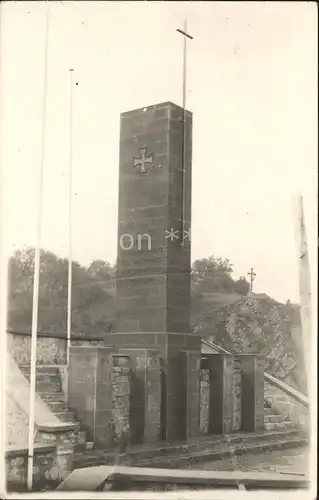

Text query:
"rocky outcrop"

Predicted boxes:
[[196, 295, 306, 394]]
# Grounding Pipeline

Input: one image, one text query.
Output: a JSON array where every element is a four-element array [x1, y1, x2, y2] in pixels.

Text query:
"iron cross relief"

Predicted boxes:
[[133, 148, 153, 173]]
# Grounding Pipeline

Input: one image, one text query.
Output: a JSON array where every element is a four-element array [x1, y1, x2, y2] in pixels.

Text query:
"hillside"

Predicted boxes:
[[8, 249, 306, 393], [193, 293, 306, 393], [97, 287, 306, 394]]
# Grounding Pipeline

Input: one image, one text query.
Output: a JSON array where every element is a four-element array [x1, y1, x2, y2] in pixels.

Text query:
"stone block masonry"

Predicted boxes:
[[116, 102, 193, 335], [111, 355, 131, 446], [114, 102, 201, 443], [232, 357, 242, 431], [240, 354, 265, 432], [110, 348, 162, 444], [200, 369, 210, 434], [68, 346, 114, 446]]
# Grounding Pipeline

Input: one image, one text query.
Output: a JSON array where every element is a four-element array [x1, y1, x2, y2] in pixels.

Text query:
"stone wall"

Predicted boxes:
[[264, 380, 309, 431], [6, 445, 56, 488], [6, 425, 76, 490], [7, 332, 66, 366], [6, 393, 29, 447], [200, 369, 209, 434]]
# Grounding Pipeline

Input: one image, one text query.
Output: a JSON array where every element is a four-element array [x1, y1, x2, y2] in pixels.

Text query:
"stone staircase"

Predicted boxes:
[[263, 404, 298, 432], [20, 365, 88, 450]]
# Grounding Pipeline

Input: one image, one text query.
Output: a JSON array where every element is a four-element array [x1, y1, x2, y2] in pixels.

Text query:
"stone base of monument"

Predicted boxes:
[[110, 332, 201, 444]]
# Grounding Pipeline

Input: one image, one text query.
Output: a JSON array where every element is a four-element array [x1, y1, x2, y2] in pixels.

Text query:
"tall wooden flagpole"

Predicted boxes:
[[296, 195, 312, 391], [177, 21, 193, 244], [66, 68, 74, 371], [27, 1, 50, 490]]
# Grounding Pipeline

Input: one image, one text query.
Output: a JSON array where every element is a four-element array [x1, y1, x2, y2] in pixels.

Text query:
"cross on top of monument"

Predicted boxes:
[[133, 148, 153, 173]]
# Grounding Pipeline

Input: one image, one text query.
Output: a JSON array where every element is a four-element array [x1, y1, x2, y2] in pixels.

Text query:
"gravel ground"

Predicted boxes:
[[189, 446, 309, 475]]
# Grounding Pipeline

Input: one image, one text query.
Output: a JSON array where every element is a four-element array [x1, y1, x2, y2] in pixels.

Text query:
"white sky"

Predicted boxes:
[[1, 1, 317, 303]]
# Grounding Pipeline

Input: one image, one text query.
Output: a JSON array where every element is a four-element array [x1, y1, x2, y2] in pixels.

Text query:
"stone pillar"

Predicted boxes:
[[36, 423, 78, 480], [240, 354, 265, 432], [232, 356, 242, 431], [185, 350, 201, 439], [113, 349, 161, 444], [200, 369, 210, 435], [111, 356, 131, 446], [201, 354, 234, 434], [113, 102, 201, 443], [67, 346, 113, 445], [145, 351, 162, 442]]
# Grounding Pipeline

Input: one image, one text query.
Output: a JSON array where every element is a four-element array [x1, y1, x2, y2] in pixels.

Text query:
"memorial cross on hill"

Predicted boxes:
[[247, 267, 256, 294]]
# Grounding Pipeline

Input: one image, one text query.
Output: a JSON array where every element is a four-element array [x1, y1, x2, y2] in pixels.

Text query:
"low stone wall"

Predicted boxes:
[[6, 393, 30, 447], [7, 331, 67, 366], [7, 331, 106, 367], [6, 423, 77, 490], [6, 444, 56, 489], [5, 353, 77, 489], [264, 381, 309, 431]]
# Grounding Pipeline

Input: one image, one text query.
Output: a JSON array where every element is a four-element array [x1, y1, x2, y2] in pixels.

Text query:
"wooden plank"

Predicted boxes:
[[58, 465, 308, 491]]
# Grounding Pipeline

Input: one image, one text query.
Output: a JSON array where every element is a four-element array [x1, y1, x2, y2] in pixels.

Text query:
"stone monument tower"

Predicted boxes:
[[113, 101, 201, 443]]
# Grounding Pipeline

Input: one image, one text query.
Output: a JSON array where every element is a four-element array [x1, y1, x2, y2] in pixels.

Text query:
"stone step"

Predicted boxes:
[[55, 411, 77, 423], [137, 438, 308, 469], [40, 392, 65, 402], [36, 382, 62, 393], [20, 370, 62, 392], [73, 433, 308, 470], [264, 421, 296, 431], [73, 429, 303, 468], [264, 407, 280, 415], [44, 400, 67, 412], [20, 365, 61, 376], [264, 414, 286, 423]]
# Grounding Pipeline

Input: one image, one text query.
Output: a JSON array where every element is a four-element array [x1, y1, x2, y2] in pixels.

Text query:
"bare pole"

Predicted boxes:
[[66, 68, 74, 371], [27, 1, 50, 490], [296, 195, 312, 391], [177, 21, 193, 245]]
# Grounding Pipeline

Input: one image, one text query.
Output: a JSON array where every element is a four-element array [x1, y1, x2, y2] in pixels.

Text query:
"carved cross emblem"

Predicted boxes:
[[133, 148, 153, 173]]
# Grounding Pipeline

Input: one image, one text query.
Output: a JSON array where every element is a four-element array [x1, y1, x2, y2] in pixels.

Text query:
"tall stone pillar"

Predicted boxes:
[[201, 354, 234, 434], [112, 102, 200, 443], [240, 354, 265, 432]]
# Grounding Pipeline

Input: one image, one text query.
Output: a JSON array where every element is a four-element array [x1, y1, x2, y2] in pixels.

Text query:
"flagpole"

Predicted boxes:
[[181, 20, 187, 245], [296, 195, 312, 392], [66, 68, 74, 373], [27, 1, 50, 490], [177, 21, 193, 245]]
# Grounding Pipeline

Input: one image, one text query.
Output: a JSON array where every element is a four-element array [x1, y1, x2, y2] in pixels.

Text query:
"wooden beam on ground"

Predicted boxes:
[[57, 465, 308, 491]]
